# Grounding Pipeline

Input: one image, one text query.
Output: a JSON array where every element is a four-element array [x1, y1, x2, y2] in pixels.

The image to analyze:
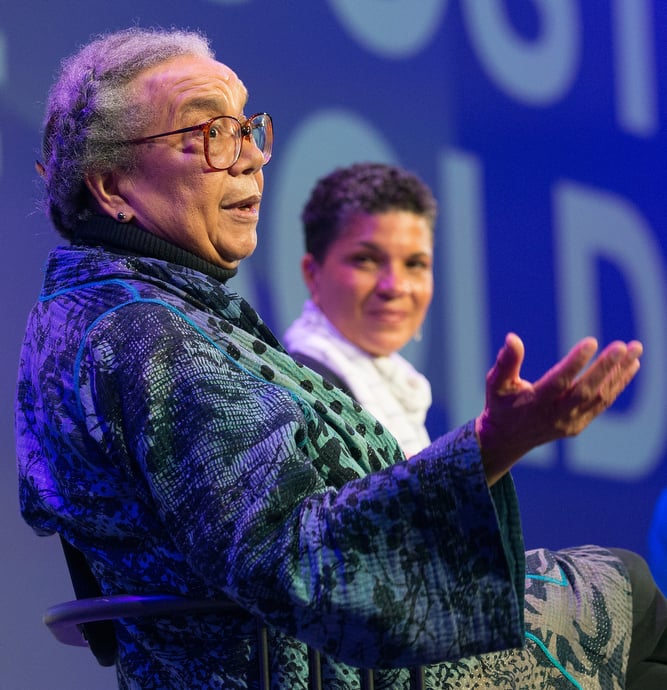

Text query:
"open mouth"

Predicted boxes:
[[223, 194, 262, 212]]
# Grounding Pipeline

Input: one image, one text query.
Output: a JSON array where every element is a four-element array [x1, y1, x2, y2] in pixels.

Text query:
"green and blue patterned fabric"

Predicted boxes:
[[15, 216, 632, 688]]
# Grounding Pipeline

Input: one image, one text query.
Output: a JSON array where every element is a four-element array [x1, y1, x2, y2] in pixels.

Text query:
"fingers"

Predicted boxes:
[[581, 340, 642, 406], [536, 337, 597, 394], [486, 332, 525, 393], [627, 340, 644, 358], [541, 338, 642, 433], [478, 333, 644, 485], [491, 334, 642, 406], [573, 339, 641, 393]]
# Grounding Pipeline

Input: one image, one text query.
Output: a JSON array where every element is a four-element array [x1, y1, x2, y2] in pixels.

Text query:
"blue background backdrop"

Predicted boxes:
[[1, 1, 666, 687]]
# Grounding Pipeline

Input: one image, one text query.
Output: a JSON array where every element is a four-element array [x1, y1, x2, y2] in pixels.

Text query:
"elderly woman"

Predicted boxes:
[[15, 26, 661, 689]]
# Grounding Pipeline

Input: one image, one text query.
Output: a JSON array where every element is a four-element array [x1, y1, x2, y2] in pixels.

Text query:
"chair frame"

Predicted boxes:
[[47, 538, 426, 689]]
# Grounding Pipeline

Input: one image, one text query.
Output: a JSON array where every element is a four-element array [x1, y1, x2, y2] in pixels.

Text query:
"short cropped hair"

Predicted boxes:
[[40, 27, 213, 237], [301, 162, 438, 263]]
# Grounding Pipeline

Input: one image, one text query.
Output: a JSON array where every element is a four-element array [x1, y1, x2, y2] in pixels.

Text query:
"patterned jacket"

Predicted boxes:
[[15, 217, 632, 689]]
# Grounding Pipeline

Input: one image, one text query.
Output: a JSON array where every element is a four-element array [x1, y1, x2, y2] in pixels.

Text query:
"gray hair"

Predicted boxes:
[[40, 27, 214, 237], [302, 162, 438, 263]]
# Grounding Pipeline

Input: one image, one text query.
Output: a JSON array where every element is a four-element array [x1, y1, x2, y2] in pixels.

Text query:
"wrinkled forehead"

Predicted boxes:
[[131, 54, 249, 117]]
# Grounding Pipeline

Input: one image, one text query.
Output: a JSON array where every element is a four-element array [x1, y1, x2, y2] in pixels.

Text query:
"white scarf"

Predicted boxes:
[[283, 301, 432, 457]]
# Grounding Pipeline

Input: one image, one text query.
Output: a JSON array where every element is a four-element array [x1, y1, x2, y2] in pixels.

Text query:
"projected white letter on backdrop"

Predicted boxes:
[[555, 181, 667, 479]]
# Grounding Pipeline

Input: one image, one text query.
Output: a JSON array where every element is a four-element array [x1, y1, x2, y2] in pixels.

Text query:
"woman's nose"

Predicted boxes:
[[377, 268, 409, 295], [231, 133, 265, 174]]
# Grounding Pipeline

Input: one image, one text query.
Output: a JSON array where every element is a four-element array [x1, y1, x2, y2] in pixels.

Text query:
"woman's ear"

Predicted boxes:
[[301, 253, 321, 302], [85, 170, 133, 222]]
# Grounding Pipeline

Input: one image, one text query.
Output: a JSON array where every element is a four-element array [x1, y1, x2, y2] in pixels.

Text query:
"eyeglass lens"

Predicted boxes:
[[208, 114, 272, 169]]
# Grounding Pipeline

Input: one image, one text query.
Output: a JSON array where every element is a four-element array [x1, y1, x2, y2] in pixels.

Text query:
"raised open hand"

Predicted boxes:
[[476, 332, 643, 485]]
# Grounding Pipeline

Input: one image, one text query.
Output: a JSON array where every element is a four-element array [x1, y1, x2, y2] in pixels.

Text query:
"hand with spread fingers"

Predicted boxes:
[[476, 332, 643, 485]]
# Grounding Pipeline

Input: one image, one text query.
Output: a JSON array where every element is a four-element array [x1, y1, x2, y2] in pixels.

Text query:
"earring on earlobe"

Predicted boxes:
[[117, 211, 127, 222]]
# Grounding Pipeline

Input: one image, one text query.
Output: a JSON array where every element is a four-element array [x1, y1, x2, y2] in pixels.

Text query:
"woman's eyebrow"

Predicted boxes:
[[181, 96, 246, 119], [181, 98, 220, 116]]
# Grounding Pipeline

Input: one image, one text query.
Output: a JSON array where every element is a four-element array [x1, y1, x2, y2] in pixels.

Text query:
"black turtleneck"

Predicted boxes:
[[71, 214, 238, 284]]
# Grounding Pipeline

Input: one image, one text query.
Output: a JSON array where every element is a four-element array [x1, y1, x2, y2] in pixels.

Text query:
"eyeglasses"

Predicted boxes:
[[123, 112, 273, 171]]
